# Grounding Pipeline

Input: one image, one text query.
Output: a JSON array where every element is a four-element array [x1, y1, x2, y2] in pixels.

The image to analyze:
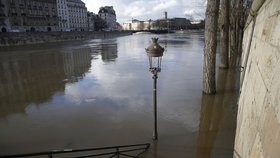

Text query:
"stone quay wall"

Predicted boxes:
[[234, 0, 280, 157], [0, 31, 132, 47]]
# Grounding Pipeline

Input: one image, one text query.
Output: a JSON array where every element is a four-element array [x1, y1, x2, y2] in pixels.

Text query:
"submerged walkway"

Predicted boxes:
[[146, 68, 240, 158]]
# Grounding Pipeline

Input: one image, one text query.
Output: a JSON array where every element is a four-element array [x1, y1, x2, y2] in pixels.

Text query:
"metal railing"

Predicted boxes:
[[0, 143, 150, 158]]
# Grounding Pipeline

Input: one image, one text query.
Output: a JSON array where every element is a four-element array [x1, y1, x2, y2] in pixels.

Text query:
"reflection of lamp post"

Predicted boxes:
[[146, 38, 164, 140]]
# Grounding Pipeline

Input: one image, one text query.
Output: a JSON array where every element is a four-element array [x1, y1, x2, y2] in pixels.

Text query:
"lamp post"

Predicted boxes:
[[145, 38, 164, 140]]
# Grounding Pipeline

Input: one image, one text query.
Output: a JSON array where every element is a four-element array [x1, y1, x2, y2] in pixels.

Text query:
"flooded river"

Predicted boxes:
[[0, 32, 239, 157]]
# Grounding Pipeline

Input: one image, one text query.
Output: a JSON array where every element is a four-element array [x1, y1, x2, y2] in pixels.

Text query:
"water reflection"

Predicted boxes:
[[0, 39, 120, 118], [0, 33, 238, 157], [100, 44, 118, 62], [86, 39, 118, 62], [0, 47, 93, 117], [196, 68, 239, 158]]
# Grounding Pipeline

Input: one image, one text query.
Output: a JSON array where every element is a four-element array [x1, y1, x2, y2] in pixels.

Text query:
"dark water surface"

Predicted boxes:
[[0, 33, 239, 157]]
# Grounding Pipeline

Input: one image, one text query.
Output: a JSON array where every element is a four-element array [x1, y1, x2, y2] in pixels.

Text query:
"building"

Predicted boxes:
[[122, 19, 144, 31], [67, 0, 87, 31], [1, 0, 58, 32], [57, 0, 69, 31], [122, 21, 131, 30], [0, 0, 9, 32], [131, 19, 144, 30], [163, 11, 167, 20], [143, 20, 153, 30], [168, 18, 191, 30], [122, 17, 199, 31], [115, 22, 122, 31], [87, 12, 96, 31], [98, 6, 116, 31], [0, 0, 10, 32], [150, 19, 167, 30], [1, 0, 121, 32]]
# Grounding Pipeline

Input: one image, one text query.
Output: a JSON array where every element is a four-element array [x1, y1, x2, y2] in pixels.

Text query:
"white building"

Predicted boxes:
[[143, 20, 153, 30], [122, 19, 153, 31], [57, 0, 70, 31], [67, 0, 87, 31], [98, 6, 116, 31]]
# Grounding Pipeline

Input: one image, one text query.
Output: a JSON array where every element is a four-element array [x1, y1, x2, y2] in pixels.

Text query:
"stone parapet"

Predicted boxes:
[[0, 31, 132, 47]]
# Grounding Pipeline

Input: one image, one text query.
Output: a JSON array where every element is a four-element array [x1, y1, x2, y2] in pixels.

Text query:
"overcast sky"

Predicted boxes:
[[83, 0, 206, 23]]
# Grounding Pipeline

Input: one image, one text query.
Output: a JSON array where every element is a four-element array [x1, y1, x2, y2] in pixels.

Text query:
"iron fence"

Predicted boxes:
[[0, 143, 150, 158]]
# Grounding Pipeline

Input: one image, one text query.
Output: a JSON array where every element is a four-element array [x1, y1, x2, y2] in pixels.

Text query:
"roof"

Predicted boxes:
[[98, 6, 116, 15], [67, 0, 85, 4]]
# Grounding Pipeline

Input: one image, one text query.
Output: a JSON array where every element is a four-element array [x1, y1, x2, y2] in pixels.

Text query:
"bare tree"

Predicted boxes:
[[236, 0, 244, 57], [203, 0, 220, 94], [219, 0, 230, 68], [229, 0, 236, 58], [229, 0, 245, 66], [94, 16, 107, 31]]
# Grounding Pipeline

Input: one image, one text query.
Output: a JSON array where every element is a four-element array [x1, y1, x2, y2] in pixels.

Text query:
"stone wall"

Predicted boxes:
[[0, 31, 132, 47], [234, 0, 280, 157]]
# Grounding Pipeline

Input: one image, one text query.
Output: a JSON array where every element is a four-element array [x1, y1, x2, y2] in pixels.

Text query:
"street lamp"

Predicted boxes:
[[145, 38, 164, 140]]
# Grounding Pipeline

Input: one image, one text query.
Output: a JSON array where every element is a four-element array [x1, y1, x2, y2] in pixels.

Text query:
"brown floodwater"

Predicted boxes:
[[0, 32, 239, 157]]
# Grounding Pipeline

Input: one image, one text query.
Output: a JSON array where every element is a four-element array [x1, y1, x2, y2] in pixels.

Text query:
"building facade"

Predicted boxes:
[[0, 0, 58, 32], [123, 18, 191, 31], [0, 0, 9, 32], [0, 0, 120, 32], [57, 0, 69, 31], [122, 21, 131, 30], [122, 19, 144, 31], [168, 18, 191, 30], [98, 6, 116, 31], [143, 20, 152, 30], [87, 12, 96, 31], [67, 0, 87, 31]]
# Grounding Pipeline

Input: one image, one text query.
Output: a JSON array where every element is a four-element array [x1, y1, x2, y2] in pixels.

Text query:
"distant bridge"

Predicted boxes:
[[132, 30, 174, 34]]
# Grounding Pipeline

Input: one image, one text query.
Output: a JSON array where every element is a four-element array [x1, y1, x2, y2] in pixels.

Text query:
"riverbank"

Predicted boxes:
[[0, 31, 132, 47]]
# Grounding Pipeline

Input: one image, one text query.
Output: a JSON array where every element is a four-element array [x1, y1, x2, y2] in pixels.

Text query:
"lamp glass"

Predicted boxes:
[[149, 56, 162, 72]]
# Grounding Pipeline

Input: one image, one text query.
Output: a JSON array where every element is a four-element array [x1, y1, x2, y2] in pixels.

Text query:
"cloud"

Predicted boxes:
[[124, 6, 146, 17], [123, 1, 150, 17], [184, 9, 205, 20], [121, 0, 178, 21], [182, 0, 206, 20], [83, 0, 206, 23], [153, 0, 178, 12]]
